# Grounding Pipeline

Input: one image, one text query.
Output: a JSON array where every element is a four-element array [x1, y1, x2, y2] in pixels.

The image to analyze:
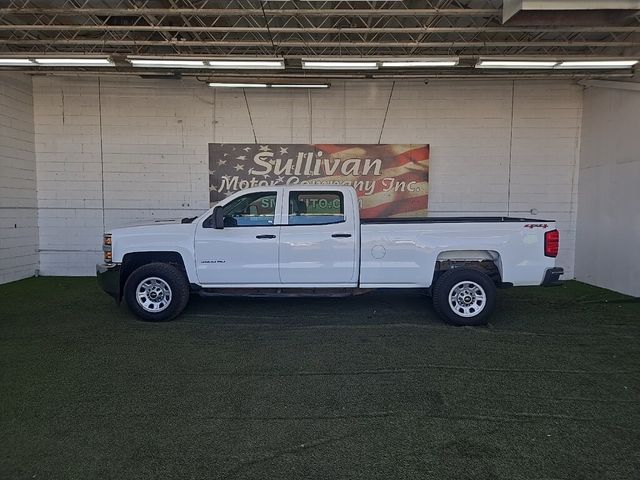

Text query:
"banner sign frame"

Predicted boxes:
[[209, 143, 429, 218]]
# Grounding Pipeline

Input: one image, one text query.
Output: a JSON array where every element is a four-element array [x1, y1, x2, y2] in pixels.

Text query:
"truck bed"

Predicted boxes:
[[361, 217, 549, 224], [359, 219, 556, 288]]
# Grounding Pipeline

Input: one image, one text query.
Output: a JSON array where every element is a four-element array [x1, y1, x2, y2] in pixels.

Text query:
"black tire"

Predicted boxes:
[[123, 262, 190, 322], [432, 268, 496, 326]]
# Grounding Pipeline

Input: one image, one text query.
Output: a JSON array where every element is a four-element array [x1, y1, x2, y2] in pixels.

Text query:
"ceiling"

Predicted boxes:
[[0, 1, 639, 79]]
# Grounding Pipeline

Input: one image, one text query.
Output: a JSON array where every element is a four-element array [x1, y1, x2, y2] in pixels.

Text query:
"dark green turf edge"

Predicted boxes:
[[1, 278, 639, 480]]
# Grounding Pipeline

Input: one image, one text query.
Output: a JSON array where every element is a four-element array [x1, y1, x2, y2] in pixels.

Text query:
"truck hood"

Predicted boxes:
[[109, 215, 202, 231], [109, 220, 198, 236]]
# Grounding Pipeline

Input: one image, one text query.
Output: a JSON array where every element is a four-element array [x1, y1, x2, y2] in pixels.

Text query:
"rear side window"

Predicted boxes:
[[288, 191, 344, 225]]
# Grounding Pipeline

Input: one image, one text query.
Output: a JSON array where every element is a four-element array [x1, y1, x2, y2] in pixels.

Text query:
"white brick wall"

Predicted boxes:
[[575, 85, 640, 296], [32, 76, 582, 278], [33, 77, 211, 275], [510, 82, 582, 278], [0, 73, 37, 283]]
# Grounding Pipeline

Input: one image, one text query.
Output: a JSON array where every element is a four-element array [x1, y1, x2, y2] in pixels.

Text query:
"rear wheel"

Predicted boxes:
[[432, 268, 496, 326], [124, 263, 190, 322]]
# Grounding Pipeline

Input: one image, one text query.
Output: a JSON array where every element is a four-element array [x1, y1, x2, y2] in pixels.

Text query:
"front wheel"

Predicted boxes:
[[432, 268, 496, 326], [124, 263, 190, 322]]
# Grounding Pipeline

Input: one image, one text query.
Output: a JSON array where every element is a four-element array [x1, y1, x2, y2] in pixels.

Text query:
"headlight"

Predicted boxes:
[[103, 234, 112, 263]]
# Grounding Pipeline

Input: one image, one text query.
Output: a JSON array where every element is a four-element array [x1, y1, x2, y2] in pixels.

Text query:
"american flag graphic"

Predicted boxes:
[[208, 143, 429, 218]]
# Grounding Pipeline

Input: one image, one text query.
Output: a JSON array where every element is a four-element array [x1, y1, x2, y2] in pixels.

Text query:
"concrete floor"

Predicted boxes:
[[1, 278, 639, 479]]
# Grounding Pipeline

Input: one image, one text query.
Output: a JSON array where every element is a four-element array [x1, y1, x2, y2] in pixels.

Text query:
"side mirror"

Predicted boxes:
[[213, 205, 225, 229]]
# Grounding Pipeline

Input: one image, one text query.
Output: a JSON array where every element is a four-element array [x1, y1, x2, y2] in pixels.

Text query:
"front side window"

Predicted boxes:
[[288, 191, 344, 225], [221, 191, 277, 227]]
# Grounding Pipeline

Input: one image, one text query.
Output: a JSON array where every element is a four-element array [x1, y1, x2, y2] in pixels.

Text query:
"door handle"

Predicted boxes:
[[331, 233, 352, 238], [256, 234, 276, 239]]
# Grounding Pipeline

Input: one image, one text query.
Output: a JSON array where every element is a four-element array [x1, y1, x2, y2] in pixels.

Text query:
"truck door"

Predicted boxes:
[[279, 190, 358, 285], [195, 190, 281, 285]]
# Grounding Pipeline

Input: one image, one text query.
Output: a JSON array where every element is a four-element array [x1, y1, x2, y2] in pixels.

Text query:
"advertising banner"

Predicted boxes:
[[209, 143, 429, 218]]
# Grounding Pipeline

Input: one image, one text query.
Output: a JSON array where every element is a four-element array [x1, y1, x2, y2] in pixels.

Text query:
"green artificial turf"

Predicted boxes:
[[0, 278, 639, 480]]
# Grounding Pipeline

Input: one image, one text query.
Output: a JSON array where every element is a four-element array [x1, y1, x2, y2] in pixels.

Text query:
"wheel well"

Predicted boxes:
[[120, 251, 187, 295], [432, 250, 503, 288]]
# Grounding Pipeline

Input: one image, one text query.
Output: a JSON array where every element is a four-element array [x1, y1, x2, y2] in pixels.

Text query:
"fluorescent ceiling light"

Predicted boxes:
[[35, 58, 113, 66], [302, 60, 378, 70], [271, 84, 329, 89], [0, 58, 34, 65], [208, 83, 268, 88], [130, 59, 205, 68], [381, 60, 458, 68], [207, 60, 284, 69], [556, 60, 638, 69], [477, 60, 557, 69], [128, 58, 284, 69]]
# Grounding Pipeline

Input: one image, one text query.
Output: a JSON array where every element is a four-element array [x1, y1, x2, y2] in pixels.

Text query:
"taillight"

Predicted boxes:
[[544, 229, 559, 258]]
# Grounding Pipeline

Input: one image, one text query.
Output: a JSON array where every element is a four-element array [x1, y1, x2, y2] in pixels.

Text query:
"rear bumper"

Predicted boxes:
[[541, 267, 564, 287], [97, 263, 121, 302]]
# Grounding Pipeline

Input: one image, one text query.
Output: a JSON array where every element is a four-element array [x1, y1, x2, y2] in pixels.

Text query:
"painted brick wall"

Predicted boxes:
[[32, 76, 582, 278], [575, 86, 640, 297], [0, 73, 37, 284]]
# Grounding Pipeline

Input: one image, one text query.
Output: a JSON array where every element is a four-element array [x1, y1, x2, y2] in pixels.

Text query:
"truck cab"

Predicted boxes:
[[195, 186, 360, 287]]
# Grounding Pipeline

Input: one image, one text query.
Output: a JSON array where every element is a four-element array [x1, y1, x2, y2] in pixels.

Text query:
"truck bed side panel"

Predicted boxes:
[[359, 222, 556, 288]]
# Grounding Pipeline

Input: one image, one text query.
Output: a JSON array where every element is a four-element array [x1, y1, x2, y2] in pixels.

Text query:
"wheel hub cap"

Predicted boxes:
[[448, 281, 487, 318], [136, 277, 172, 313]]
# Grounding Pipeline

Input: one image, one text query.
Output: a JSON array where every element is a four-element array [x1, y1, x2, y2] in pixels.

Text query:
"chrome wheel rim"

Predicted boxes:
[[448, 281, 486, 318], [136, 277, 172, 313]]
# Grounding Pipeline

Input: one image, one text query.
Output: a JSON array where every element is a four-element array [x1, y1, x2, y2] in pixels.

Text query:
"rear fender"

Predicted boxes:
[[432, 250, 503, 288]]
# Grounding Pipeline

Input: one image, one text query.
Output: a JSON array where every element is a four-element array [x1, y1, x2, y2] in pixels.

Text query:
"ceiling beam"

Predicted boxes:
[[0, 8, 502, 17], [0, 25, 637, 34], [1, 39, 635, 48]]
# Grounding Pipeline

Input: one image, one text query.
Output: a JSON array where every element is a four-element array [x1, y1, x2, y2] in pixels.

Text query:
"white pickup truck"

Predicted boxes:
[[97, 185, 562, 326]]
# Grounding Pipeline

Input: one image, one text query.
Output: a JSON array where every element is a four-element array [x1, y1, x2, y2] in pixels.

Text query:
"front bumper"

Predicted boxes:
[[97, 263, 122, 302], [541, 267, 564, 287]]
